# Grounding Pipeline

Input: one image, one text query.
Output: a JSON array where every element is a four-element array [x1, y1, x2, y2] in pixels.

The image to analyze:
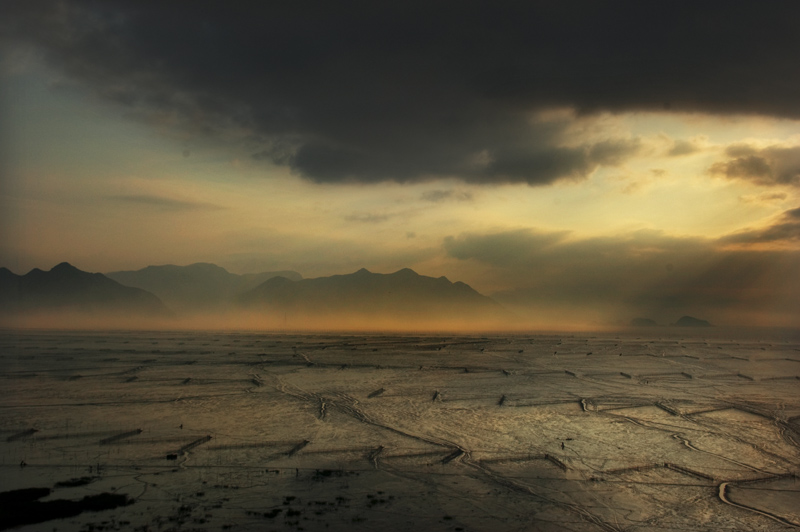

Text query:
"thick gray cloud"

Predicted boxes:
[[443, 227, 800, 324], [709, 145, 800, 186], [477, 138, 642, 185], [4, 1, 800, 184]]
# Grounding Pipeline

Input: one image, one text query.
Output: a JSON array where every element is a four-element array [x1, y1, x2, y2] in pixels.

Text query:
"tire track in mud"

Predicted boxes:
[[601, 402, 795, 475], [779, 419, 800, 449], [683, 407, 799, 470], [717, 481, 800, 528], [262, 371, 464, 452], [648, 417, 780, 474], [669, 433, 777, 475], [264, 371, 620, 532], [572, 357, 750, 413], [464, 460, 623, 532], [268, 355, 797, 531], [590, 395, 799, 526]]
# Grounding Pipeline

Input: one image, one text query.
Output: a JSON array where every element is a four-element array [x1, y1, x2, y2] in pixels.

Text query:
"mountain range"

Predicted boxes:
[[1, 263, 510, 329], [106, 263, 302, 313], [237, 267, 510, 327], [0, 262, 171, 319], [629, 316, 713, 327]]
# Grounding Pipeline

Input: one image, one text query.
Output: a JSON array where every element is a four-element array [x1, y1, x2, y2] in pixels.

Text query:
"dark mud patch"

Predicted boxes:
[[0, 488, 133, 530], [54, 476, 97, 488], [6, 428, 38, 442]]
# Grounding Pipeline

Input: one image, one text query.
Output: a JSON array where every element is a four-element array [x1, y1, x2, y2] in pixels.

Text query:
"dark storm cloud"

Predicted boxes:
[[709, 145, 800, 186], [478, 138, 641, 184], [5, 1, 800, 184], [443, 227, 800, 323]]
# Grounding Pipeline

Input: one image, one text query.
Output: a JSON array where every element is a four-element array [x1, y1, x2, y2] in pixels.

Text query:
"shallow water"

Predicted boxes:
[[1, 329, 799, 531]]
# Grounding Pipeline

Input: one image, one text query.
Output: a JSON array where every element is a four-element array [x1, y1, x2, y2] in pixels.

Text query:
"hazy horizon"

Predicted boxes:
[[2, 2, 799, 331], [2, 256, 799, 333]]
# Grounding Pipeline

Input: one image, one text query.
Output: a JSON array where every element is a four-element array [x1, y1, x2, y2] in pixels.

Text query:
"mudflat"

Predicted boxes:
[[1, 329, 799, 531]]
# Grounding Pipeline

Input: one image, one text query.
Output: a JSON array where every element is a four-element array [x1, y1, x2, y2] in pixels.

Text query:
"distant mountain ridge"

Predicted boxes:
[[106, 263, 302, 313], [1, 262, 510, 329], [674, 315, 712, 327], [237, 267, 510, 327], [0, 262, 171, 318], [629, 316, 713, 327]]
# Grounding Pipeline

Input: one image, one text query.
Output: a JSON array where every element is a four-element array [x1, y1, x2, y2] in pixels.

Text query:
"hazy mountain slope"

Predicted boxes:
[[106, 263, 302, 313], [630, 318, 659, 327], [674, 315, 712, 327], [237, 268, 511, 328], [0, 262, 171, 318]]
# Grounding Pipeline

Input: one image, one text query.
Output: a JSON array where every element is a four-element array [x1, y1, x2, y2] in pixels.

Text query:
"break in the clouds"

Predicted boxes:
[[5, 1, 800, 184], [709, 144, 800, 187]]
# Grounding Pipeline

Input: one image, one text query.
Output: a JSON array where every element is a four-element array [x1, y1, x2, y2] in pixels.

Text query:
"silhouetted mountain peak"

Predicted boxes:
[[48, 262, 92, 280], [181, 262, 231, 274], [1, 263, 171, 319], [188, 262, 225, 269], [136, 262, 230, 278], [106, 263, 302, 313], [238, 267, 510, 328], [51, 262, 79, 272]]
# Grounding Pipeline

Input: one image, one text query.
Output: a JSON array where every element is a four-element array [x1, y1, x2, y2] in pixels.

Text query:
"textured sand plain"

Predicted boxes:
[[1, 329, 799, 531]]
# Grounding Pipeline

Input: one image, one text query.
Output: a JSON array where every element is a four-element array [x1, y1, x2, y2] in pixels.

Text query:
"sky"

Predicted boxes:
[[1, 1, 799, 328]]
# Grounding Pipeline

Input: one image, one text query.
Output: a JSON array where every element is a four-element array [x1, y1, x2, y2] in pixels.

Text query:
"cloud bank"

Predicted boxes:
[[443, 218, 800, 326], [5, 1, 800, 184]]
